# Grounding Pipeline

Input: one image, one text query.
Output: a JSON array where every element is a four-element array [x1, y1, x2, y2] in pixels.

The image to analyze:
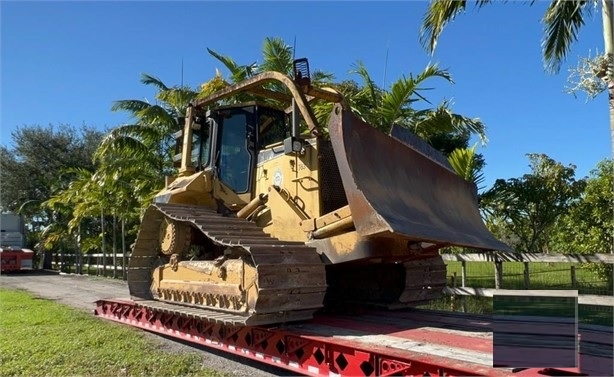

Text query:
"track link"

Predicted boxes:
[[128, 203, 327, 326]]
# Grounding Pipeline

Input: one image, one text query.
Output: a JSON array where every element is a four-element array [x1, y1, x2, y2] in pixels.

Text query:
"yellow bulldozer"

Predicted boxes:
[[128, 59, 511, 326]]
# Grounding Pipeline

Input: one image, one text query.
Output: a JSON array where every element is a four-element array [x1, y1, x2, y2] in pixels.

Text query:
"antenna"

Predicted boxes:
[[383, 41, 389, 89], [292, 36, 296, 60], [181, 58, 184, 87]]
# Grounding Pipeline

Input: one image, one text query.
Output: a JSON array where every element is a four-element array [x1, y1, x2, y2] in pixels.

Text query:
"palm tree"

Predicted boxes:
[[96, 74, 200, 177], [90, 158, 148, 278], [207, 37, 488, 155], [44, 158, 146, 277], [347, 61, 487, 142], [206, 37, 335, 107], [420, 0, 614, 157], [208, 37, 335, 83], [345, 62, 489, 187], [43, 168, 105, 274]]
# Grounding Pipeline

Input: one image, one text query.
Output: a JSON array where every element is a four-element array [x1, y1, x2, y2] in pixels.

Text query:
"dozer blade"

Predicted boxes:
[[328, 104, 512, 252]]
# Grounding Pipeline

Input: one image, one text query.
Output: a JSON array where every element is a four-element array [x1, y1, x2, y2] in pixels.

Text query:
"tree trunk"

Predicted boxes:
[[122, 218, 127, 280], [76, 223, 82, 275], [101, 210, 106, 276], [42, 249, 52, 269], [603, 0, 614, 254], [112, 214, 117, 279]]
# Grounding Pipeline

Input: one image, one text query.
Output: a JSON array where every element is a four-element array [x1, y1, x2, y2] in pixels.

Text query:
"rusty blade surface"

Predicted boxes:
[[328, 104, 513, 252]]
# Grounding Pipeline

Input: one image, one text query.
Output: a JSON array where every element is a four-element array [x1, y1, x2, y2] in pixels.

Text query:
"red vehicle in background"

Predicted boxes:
[[1, 213, 34, 272]]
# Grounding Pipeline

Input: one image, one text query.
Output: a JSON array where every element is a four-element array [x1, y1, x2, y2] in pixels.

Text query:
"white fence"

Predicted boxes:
[[51, 251, 614, 307], [441, 252, 614, 307], [52, 252, 129, 279]]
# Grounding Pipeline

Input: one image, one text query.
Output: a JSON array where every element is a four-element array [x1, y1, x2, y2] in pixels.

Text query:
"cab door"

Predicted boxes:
[[211, 106, 256, 211]]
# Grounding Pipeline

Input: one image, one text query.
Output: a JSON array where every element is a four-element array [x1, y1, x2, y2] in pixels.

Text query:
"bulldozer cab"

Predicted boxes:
[[181, 102, 289, 209], [214, 103, 288, 194]]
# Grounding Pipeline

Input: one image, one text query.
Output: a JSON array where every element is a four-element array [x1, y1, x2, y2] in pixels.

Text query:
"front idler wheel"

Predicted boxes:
[[159, 218, 191, 257]]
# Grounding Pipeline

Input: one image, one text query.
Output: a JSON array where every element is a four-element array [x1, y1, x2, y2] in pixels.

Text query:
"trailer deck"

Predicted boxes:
[[94, 299, 612, 376]]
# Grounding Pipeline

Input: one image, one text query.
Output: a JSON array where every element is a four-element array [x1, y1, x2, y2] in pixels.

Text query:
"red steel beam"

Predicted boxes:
[[94, 299, 537, 377]]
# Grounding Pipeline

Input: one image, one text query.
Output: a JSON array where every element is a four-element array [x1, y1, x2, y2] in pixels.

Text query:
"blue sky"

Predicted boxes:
[[1, 1, 610, 189]]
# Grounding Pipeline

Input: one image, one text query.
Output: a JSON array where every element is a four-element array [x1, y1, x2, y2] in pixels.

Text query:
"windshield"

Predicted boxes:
[[219, 112, 251, 193]]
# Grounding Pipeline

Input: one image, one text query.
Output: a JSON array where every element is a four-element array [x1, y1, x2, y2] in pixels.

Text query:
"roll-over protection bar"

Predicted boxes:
[[190, 71, 347, 136]]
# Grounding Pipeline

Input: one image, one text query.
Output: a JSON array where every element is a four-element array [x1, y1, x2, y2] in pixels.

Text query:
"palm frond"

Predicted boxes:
[[310, 100, 335, 133], [233, 63, 258, 83], [111, 99, 151, 115], [350, 61, 381, 110], [448, 145, 485, 188], [448, 112, 487, 144], [95, 135, 152, 162], [328, 80, 374, 125], [207, 47, 240, 73], [420, 0, 496, 53], [136, 105, 177, 129], [420, 0, 469, 53], [542, 0, 590, 73], [43, 167, 102, 232], [94, 124, 164, 161], [156, 88, 199, 114], [140, 73, 169, 91], [198, 70, 230, 98], [312, 70, 336, 85], [412, 102, 487, 143], [260, 37, 293, 75], [380, 63, 454, 128], [416, 62, 453, 83], [380, 78, 419, 127], [207, 47, 256, 82]]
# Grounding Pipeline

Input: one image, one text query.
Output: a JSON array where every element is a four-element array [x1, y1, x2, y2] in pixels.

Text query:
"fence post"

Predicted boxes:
[[495, 259, 503, 289], [60, 249, 66, 272], [451, 272, 457, 311], [461, 260, 467, 287], [523, 262, 530, 289], [570, 266, 577, 289], [76, 224, 82, 275]]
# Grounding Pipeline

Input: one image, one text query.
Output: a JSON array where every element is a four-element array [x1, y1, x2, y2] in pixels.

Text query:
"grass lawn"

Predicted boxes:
[[0, 288, 224, 377]]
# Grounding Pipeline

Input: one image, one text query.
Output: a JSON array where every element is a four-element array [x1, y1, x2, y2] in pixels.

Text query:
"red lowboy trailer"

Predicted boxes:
[[94, 299, 612, 377]]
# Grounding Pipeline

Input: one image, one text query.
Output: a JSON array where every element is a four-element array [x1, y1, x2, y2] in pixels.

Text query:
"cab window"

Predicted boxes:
[[191, 122, 210, 171], [258, 108, 287, 148], [219, 112, 251, 193]]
